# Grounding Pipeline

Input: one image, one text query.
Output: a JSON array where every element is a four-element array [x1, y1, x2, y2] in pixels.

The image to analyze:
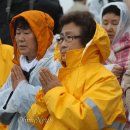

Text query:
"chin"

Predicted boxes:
[[61, 55, 66, 62], [20, 53, 28, 57], [19, 50, 27, 55]]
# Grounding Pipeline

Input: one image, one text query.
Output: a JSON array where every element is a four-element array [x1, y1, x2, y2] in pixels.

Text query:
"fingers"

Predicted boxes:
[[112, 64, 124, 78], [39, 70, 47, 87], [12, 65, 25, 80], [40, 68, 53, 82], [39, 68, 54, 90], [11, 65, 18, 80], [114, 64, 123, 71], [11, 70, 16, 81]]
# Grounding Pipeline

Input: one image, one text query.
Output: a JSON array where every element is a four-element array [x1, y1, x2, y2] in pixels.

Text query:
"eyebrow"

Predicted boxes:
[[103, 19, 119, 22], [61, 31, 74, 35]]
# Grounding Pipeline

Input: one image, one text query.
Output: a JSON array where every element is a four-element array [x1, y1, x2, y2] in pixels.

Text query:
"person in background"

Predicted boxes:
[[0, 39, 13, 130], [67, 0, 87, 13], [100, 2, 130, 129], [0, 10, 60, 130], [100, 2, 130, 85], [122, 1, 130, 130], [27, 11, 126, 130], [86, 0, 123, 22]]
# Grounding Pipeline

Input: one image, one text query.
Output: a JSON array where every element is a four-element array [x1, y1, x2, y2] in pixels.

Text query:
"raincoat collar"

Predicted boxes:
[[55, 23, 110, 67], [64, 48, 84, 68]]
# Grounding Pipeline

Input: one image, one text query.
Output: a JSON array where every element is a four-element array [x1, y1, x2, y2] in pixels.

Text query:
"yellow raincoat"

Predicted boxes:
[[0, 40, 13, 130], [27, 23, 126, 130], [0, 40, 13, 88]]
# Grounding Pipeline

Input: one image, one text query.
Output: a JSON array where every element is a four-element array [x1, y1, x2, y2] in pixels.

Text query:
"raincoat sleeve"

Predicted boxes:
[[0, 75, 15, 124], [5, 80, 41, 116], [43, 77, 125, 129], [0, 78, 41, 125], [27, 89, 49, 130]]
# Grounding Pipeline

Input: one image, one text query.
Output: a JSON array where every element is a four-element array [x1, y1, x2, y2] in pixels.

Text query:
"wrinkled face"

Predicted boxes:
[[58, 22, 84, 62], [15, 28, 38, 61], [102, 13, 120, 43]]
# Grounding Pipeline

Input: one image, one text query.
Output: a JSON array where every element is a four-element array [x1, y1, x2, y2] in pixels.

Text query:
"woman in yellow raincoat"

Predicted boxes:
[[0, 40, 13, 130], [27, 11, 126, 130]]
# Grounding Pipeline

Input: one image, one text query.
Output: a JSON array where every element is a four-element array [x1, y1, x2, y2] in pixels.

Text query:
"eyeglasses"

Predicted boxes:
[[56, 35, 81, 44]]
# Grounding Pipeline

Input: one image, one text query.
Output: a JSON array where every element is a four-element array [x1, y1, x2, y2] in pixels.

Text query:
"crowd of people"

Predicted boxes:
[[0, 0, 130, 130]]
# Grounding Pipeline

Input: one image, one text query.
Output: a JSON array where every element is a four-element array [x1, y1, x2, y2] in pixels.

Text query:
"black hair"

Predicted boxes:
[[60, 11, 96, 47], [102, 5, 120, 17], [14, 17, 30, 34]]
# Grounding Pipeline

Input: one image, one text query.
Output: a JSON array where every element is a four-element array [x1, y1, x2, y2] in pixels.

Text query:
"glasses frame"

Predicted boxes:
[[56, 34, 81, 44]]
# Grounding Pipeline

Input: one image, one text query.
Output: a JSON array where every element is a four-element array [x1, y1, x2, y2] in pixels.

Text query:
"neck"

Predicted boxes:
[[78, 0, 86, 5], [26, 56, 35, 63]]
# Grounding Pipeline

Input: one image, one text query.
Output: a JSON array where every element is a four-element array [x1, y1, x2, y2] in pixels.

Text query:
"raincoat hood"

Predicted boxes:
[[81, 23, 110, 64], [10, 10, 54, 65], [100, 2, 130, 44], [55, 23, 110, 66]]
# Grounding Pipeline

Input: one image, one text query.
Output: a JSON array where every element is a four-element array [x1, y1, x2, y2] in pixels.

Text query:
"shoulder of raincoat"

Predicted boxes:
[[0, 40, 13, 88], [27, 23, 126, 130], [0, 10, 61, 130]]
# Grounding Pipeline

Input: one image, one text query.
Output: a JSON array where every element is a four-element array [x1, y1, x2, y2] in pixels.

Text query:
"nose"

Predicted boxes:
[[60, 39, 68, 49], [16, 33, 25, 41], [106, 24, 113, 32]]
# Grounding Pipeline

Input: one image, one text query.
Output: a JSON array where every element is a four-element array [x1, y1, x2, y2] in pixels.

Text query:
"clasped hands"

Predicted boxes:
[[39, 68, 61, 93], [11, 65, 61, 93]]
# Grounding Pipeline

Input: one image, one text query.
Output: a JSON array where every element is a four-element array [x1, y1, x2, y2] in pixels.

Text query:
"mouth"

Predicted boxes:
[[61, 51, 66, 56], [18, 45, 27, 50], [61, 53, 65, 57], [108, 34, 114, 39], [108, 33, 114, 37]]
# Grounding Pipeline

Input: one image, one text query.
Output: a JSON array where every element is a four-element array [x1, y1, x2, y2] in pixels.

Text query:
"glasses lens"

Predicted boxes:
[[66, 35, 73, 42], [56, 35, 63, 43]]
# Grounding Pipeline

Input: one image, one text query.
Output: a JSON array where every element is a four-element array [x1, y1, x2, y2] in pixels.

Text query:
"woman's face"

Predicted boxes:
[[58, 22, 84, 62], [102, 13, 120, 43], [15, 28, 38, 61]]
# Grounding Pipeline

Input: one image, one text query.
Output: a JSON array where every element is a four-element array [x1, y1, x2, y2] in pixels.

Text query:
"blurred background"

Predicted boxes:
[[59, 0, 73, 13]]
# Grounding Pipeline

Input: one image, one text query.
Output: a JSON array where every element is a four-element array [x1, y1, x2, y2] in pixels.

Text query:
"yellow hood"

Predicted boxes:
[[10, 10, 54, 65], [54, 23, 110, 65]]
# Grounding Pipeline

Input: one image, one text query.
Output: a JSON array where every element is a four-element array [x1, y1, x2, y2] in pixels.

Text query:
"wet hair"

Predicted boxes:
[[14, 17, 30, 35], [102, 5, 120, 17], [59, 11, 96, 47]]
